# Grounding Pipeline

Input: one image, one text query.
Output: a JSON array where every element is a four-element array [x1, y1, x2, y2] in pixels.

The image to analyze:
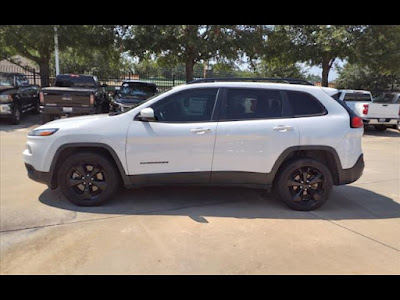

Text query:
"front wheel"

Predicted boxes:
[[275, 158, 333, 211], [11, 106, 21, 125], [58, 152, 120, 206]]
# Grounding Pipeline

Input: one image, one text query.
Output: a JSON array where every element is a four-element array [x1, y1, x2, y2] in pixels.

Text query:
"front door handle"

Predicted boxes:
[[273, 125, 293, 132], [190, 128, 211, 134]]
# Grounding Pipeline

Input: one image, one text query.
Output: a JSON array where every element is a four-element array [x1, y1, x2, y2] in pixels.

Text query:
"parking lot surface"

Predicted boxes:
[[1, 115, 399, 274]]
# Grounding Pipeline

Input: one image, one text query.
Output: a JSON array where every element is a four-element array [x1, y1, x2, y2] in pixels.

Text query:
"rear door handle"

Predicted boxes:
[[190, 128, 211, 134], [273, 125, 293, 132]]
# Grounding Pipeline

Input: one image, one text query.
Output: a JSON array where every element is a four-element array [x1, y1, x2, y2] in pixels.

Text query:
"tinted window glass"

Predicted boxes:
[[151, 88, 218, 122], [55, 75, 96, 88], [0, 73, 14, 86], [343, 93, 372, 101], [224, 89, 283, 120], [286, 91, 326, 116], [120, 82, 157, 98], [16, 75, 29, 86]]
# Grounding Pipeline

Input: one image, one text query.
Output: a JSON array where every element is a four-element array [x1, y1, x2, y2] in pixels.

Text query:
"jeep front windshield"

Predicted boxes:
[[55, 75, 96, 88], [0, 74, 14, 86]]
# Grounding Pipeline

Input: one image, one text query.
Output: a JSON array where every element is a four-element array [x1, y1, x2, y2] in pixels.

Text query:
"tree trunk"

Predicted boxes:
[[185, 58, 195, 83], [39, 59, 51, 87], [321, 59, 330, 87]]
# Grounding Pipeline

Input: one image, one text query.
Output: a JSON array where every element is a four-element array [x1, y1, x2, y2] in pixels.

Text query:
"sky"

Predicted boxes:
[[301, 59, 345, 82]]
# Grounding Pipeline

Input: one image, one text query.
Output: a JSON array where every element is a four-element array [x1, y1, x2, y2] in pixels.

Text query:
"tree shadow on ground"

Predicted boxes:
[[39, 184, 400, 221]]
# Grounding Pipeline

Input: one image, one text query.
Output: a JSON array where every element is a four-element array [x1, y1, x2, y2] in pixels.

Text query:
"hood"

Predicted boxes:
[[115, 95, 147, 105], [37, 114, 110, 130]]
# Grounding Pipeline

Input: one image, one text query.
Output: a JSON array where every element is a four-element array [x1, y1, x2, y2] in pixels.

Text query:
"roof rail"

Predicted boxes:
[[188, 77, 314, 86]]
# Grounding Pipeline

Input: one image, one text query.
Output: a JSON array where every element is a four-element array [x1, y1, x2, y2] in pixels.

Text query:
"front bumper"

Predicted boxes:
[[337, 154, 364, 185], [41, 105, 95, 116], [363, 118, 399, 125], [25, 163, 53, 188]]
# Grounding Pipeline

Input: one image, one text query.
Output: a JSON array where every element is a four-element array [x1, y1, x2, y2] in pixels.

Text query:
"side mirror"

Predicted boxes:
[[138, 107, 156, 122]]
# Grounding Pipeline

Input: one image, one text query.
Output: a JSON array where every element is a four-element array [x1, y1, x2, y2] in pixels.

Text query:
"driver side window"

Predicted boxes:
[[151, 88, 218, 122]]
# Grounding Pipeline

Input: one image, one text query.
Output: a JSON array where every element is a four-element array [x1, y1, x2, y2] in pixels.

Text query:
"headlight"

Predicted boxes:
[[28, 128, 59, 136], [0, 95, 12, 102]]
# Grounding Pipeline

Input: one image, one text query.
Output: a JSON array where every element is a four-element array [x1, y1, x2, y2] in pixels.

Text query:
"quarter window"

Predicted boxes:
[[151, 88, 218, 122], [286, 91, 326, 116], [223, 88, 283, 120]]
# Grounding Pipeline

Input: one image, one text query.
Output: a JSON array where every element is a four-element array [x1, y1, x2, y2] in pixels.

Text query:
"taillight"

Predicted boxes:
[[39, 92, 44, 103], [351, 116, 364, 128], [398, 106, 400, 117], [90, 94, 94, 105], [362, 104, 369, 115]]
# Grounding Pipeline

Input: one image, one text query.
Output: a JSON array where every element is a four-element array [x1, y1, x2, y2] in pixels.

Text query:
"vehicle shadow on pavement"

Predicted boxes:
[[0, 114, 41, 132], [363, 126, 399, 137], [39, 184, 400, 221]]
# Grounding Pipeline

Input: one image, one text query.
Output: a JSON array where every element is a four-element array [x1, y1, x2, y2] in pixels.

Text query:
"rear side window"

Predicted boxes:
[[222, 88, 283, 120], [286, 91, 327, 117]]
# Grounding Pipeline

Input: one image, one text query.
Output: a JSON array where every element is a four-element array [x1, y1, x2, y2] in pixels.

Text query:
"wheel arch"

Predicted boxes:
[[269, 146, 342, 186], [49, 143, 130, 189]]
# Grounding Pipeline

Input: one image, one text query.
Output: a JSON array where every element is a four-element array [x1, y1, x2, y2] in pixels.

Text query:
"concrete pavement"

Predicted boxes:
[[1, 115, 399, 274]]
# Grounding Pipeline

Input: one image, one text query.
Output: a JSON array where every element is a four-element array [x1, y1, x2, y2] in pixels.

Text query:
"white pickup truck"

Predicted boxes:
[[338, 89, 400, 131]]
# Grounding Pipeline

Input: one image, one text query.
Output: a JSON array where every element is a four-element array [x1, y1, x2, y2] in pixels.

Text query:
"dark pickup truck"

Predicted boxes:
[[0, 72, 40, 124], [40, 74, 109, 123]]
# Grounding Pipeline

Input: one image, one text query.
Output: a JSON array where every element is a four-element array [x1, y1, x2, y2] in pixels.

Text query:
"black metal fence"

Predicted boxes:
[[0, 63, 240, 91]]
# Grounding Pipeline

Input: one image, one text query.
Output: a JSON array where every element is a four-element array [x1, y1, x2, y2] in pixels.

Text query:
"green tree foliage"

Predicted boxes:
[[124, 25, 268, 82], [349, 25, 400, 76], [1, 25, 119, 86], [267, 25, 364, 87], [336, 63, 400, 95]]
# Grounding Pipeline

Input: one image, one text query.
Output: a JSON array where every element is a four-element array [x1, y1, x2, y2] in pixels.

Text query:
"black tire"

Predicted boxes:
[[58, 152, 120, 206], [374, 125, 387, 132], [41, 114, 54, 124], [11, 106, 21, 125], [275, 158, 333, 211], [397, 121, 400, 132]]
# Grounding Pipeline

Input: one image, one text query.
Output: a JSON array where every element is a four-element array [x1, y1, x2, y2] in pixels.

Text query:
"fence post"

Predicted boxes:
[[172, 73, 175, 87], [33, 68, 36, 85], [128, 71, 131, 80]]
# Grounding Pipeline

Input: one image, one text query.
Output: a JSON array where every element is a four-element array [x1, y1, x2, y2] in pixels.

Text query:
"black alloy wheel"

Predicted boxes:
[[276, 158, 333, 211], [59, 152, 120, 206], [287, 167, 325, 204], [67, 162, 108, 202]]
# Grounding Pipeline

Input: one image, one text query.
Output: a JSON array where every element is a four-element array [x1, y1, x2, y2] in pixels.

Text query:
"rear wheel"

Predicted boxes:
[[374, 125, 387, 132], [275, 158, 333, 211], [58, 152, 120, 206], [397, 121, 400, 132]]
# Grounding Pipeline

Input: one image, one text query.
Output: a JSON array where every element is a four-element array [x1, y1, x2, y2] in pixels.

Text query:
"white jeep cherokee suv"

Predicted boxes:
[[23, 79, 365, 211]]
